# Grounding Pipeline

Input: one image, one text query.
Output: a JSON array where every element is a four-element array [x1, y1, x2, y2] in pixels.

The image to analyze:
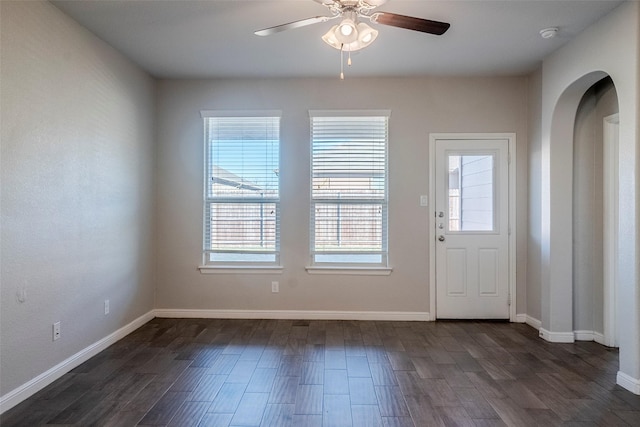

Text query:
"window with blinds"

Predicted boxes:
[[202, 112, 280, 265], [310, 111, 390, 266]]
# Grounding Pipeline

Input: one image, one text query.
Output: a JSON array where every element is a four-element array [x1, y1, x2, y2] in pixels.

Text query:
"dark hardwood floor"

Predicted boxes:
[[2, 318, 640, 426]]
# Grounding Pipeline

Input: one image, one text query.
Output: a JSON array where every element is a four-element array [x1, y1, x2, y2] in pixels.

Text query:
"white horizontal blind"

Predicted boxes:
[[310, 111, 389, 265], [202, 113, 280, 264]]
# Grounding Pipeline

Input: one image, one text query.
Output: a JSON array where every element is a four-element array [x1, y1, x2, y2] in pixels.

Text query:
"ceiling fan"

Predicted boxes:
[[255, 0, 450, 61]]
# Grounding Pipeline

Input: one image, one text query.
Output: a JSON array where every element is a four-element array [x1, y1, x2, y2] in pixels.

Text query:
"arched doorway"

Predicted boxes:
[[539, 71, 609, 344], [572, 77, 619, 347], [536, 0, 639, 395], [541, 69, 640, 394]]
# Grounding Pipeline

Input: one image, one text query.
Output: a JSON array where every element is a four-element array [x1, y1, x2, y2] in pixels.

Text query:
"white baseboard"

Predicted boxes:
[[525, 315, 542, 330], [617, 371, 640, 395], [574, 330, 606, 345], [593, 332, 606, 346], [0, 310, 155, 415], [530, 323, 610, 346], [574, 330, 595, 341], [538, 327, 575, 343], [521, 316, 601, 344], [525, 320, 609, 345], [154, 309, 431, 322], [515, 313, 542, 329]]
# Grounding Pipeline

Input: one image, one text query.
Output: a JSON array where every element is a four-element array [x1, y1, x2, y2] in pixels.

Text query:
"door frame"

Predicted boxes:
[[428, 133, 517, 321], [603, 113, 619, 347]]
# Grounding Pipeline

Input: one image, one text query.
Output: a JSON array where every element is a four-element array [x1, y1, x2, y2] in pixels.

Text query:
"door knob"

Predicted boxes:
[[438, 235, 445, 242]]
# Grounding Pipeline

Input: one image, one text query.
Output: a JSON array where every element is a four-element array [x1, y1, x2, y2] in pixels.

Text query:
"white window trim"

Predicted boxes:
[[309, 109, 392, 118], [308, 110, 391, 271], [198, 265, 284, 275], [305, 265, 393, 276], [201, 110, 283, 118], [201, 110, 282, 269]]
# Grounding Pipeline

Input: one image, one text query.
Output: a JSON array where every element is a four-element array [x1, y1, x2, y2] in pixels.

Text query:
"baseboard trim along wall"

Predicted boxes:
[[0, 310, 156, 415], [525, 315, 542, 330], [154, 309, 431, 322], [538, 327, 575, 343], [617, 371, 640, 395], [574, 330, 606, 345], [528, 318, 609, 346]]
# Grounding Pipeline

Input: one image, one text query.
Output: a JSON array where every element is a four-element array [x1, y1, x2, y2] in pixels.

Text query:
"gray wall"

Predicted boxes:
[[0, 1, 156, 395], [527, 66, 543, 323], [573, 77, 619, 335], [155, 77, 529, 315], [535, 0, 638, 381]]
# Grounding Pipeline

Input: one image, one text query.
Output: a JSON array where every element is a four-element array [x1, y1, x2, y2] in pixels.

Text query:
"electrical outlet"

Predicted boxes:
[[104, 299, 110, 315], [53, 322, 61, 341], [271, 281, 279, 293]]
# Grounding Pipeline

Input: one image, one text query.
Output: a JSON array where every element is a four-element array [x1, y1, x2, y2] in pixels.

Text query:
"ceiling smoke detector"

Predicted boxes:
[[539, 27, 558, 39]]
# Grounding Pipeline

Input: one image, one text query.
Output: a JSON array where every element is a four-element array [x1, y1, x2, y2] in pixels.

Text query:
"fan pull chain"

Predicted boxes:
[[348, 47, 352, 67], [340, 44, 345, 80]]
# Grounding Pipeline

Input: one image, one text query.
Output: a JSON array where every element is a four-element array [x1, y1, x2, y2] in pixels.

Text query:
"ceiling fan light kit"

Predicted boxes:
[[255, 0, 450, 78], [322, 21, 378, 52]]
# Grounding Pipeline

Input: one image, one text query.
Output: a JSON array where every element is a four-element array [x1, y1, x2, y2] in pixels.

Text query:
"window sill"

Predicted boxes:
[[198, 265, 284, 275], [305, 266, 393, 276]]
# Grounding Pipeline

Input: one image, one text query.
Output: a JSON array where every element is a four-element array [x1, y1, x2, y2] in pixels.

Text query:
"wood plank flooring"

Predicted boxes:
[[2, 318, 640, 426]]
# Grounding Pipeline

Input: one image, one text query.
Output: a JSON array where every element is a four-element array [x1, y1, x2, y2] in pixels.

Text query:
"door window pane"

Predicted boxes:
[[448, 154, 494, 231]]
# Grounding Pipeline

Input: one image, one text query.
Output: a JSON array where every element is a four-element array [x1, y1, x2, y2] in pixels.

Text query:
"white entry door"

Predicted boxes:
[[434, 138, 510, 319]]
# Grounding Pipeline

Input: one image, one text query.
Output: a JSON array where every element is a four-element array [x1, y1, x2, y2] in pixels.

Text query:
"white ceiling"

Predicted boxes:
[[51, 0, 624, 79]]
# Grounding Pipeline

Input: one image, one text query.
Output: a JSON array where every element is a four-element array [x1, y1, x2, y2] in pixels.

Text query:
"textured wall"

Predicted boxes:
[[155, 76, 529, 316], [573, 78, 618, 334], [0, 1, 156, 396], [526, 67, 543, 323]]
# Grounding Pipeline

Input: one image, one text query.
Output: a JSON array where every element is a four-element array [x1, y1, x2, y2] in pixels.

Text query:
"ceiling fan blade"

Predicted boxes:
[[255, 16, 330, 36], [371, 12, 450, 35], [311, 0, 336, 5]]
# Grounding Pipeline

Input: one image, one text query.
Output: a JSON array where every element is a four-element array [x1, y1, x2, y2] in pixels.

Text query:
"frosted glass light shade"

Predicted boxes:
[[335, 18, 358, 43], [322, 25, 342, 50], [357, 22, 378, 45], [322, 21, 378, 52]]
